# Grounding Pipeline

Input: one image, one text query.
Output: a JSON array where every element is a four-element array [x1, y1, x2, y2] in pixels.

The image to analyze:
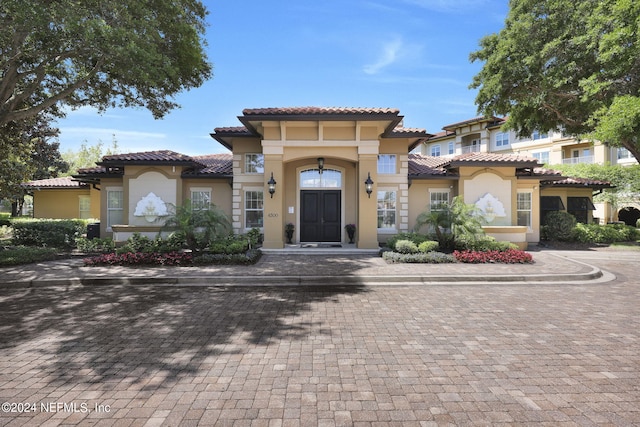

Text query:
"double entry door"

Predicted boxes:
[[300, 190, 341, 242]]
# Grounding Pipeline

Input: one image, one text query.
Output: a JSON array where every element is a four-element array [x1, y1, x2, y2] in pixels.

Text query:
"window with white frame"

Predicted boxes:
[[79, 196, 91, 219], [377, 154, 396, 174], [430, 144, 441, 157], [495, 132, 510, 147], [245, 153, 264, 173], [617, 147, 632, 160], [191, 188, 211, 210], [106, 188, 123, 229], [430, 191, 450, 211], [532, 130, 548, 140], [448, 141, 454, 155], [517, 192, 532, 228], [377, 190, 396, 229], [532, 151, 550, 164], [245, 190, 264, 228]]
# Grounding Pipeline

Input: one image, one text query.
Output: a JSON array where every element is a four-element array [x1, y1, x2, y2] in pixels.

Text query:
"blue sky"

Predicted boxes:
[[55, 0, 508, 156]]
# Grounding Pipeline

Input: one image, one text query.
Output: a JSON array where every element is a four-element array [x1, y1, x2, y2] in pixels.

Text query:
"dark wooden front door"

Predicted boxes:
[[300, 190, 341, 242]]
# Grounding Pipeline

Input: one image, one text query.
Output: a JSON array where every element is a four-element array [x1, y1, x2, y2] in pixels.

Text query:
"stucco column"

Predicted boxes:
[[262, 153, 284, 249], [357, 154, 379, 249]]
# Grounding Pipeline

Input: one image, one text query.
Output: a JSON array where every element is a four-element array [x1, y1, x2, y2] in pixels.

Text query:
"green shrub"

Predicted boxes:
[[385, 232, 430, 250], [455, 234, 517, 252], [116, 233, 184, 254], [193, 249, 262, 265], [571, 223, 640, 243], [76, 237, 115, 253], [208, 236, 249, 254], [417, 240, 439, 253], [395, 239, 419, 254], [542, 211, 577, 241], [0, 246, 60, 266], [382, 251, 456, 264], [11, 219, 88, 248]]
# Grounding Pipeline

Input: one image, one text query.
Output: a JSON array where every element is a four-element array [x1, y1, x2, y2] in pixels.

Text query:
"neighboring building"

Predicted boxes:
[[21, 177, 100, 219], [24, 107, 612, 248], [419, 116, 638, 223]]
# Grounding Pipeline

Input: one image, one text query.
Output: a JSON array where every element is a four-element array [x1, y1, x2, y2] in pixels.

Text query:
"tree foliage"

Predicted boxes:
[[162, 201, 232, 253], [62, 139, 120, 175], [0, 0, 212, 126], [470, 0, 640, 161], [0, 114, 68, 215]]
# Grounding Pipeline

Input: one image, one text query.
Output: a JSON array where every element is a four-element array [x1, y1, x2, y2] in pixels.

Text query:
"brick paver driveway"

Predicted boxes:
[[1, 251, 638, 426]]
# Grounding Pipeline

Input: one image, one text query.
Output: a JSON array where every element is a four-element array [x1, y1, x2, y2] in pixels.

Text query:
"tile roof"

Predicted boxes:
[[408, 154, 450, 176], [21, 177, 87, 189], [541, 176, 614, 188], [186, 154, 233, 176], [212, 126, 252, 135], [445, 152, 540, 166], [242, 107, 401, 116], [99, 150, 203, 166], [442, 116, 503, 130]]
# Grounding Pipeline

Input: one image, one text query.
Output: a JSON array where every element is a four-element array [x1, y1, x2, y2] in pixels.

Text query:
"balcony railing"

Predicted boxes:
[[562, 155, 594, 164], [461, 145, 481, 154]]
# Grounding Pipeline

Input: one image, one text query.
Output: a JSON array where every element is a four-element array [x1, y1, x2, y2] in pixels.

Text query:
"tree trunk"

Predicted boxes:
[[621, 139, 640, 164]]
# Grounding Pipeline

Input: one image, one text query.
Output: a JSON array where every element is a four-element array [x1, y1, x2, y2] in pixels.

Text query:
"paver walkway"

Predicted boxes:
[[0, 249, 637, 426]]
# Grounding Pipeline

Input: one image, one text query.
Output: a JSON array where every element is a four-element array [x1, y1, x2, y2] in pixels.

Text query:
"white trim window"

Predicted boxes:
[[191, 188, 211, 210], [430, 190, 450, 211], [79, 195, 91, 219], [532, 130, 548, 140], [245, 190, 264, 228], [495, 132, 510, 147], [377, 190, 396, 230], [448, 141, 455, 155], [431, 144, 441, 157], [377, 154, 396, 174], [517, 192, 532, 228], [532, 151, 550, 164], [245, 153, 264, 174], [106, 188, 123, 229]]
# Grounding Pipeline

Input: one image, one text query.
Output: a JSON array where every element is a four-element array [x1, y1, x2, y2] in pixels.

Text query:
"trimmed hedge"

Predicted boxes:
[[0, 246, 61, 266], [382, 251, 456, 264], [193, 249, 262, 265], [571, 223, 640, 243], [385, 232, 432, 251], [12, 219, 89, 248], [455, 235, 518, 252]]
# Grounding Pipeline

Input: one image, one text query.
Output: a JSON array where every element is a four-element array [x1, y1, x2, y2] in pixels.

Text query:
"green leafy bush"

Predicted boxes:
[[116, 233, 184, 254], [193, 249, 262, 265], [382, 251, 456, 264], [76, 237, 115, 253], [542, 211, 577, 241], [395, 240, 419, 254], [455, 234, 517, 251], [417, 240, 439, 253], [11, 219, 88, 248], [0, 246, 60, 266], [208, 236, 249, 254], [571, 223, 640, 243], [385, 232, 431, 250]]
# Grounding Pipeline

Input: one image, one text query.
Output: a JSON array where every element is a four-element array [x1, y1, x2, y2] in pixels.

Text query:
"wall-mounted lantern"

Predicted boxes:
[[317, 157, 325, 174], [267, 172, 276, 198], [364, 172, 374, 198]]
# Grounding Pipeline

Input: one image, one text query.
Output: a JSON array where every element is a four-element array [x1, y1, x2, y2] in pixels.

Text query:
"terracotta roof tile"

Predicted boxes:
[[408, 154, 449, 176], [100, 150, 201, 165], [242, 106, 400, 116], [447, 152, 540, 165], [213, 126, 252, 135], [541, 176, 614, 188], [187, 154, 233, 175], [442, 116, 502, 130], [21, 177, 87, 189]]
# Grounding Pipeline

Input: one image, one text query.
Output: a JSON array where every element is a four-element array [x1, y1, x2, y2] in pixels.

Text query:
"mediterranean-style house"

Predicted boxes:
[[419, 116, 638, 224], [22, 107, 614, 249]]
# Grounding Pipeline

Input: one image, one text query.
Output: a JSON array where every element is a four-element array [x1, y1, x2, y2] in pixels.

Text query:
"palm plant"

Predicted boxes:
[[414, 196, 484, 252], [162, 200, 232, 253]]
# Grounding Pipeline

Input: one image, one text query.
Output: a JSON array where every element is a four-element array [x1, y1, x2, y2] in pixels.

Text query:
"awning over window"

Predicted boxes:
[[541, 196, 565, 210], [567, 197, 596, 211]]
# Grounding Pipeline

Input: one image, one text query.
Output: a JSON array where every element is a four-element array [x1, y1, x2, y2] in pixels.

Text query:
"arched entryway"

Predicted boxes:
[[618, 206, 640, 226]]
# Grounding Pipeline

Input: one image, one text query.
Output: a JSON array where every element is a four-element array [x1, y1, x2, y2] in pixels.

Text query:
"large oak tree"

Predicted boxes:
[[470, 0, 640, 162], [0, 0, 212, 126]]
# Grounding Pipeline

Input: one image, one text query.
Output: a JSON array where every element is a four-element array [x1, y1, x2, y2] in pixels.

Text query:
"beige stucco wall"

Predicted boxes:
[[460, 166, 516, 226], [32, 188, 98, 219]]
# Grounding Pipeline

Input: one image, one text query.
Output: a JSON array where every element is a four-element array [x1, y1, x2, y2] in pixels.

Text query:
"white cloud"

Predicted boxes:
[[363, 37, 404, 75]]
